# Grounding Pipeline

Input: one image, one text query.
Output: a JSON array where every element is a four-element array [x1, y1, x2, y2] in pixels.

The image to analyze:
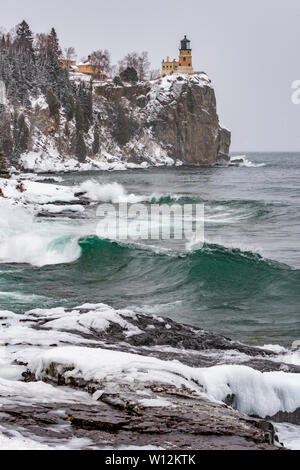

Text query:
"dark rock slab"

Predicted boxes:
[[0, 389, 281, 450]]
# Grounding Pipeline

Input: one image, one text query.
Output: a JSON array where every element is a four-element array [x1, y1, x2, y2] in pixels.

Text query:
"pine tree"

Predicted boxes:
[[17, 114, 29, 154], [46, 89, 60, 117], [13, 113, 29, 163], [16, 20, 34, 56], [0, 108, 13, 159], [75, 131, 86, 162], [0, 144, 10, 178], [64, 121, 70, 138], [92, 124, 100, 154], [75, 100, 85, 133], [47, 28, 60, 57], [120, 67, 138, 83], [77, 82, 92, 131], [0, 35, 6, 49], [112, 103, 130, 146], [113, 75, 123, 86], [63, 93, 74, 121]]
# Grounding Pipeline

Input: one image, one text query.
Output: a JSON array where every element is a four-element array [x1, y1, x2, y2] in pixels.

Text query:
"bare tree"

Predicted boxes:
[[119, 51, 150, 81], [110, 64, 117, 78], [34, 33, 48, 53], [64, 46, 76, 72], [137, 51, 150, 81], [90, 49, 111, 77], [118, 52, 139, 73], [149, 69, 160, 80]]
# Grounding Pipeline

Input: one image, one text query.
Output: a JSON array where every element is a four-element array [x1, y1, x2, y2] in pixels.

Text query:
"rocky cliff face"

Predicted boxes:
[[17, 73, 230, 171], [94, 73, 230, 165], [149, 75, 230, 164]]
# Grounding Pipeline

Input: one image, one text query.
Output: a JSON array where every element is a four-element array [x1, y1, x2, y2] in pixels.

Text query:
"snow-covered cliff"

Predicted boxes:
[[17, 73, 230, 173]]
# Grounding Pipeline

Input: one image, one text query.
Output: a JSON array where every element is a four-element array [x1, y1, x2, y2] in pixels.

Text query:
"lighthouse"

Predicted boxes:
[[161, 35, 194, 77], [178, 35, 193, 73]]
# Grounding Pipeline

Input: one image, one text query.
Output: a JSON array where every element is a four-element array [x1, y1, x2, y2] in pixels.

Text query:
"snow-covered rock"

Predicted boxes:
[[15, 74, 230, 173]]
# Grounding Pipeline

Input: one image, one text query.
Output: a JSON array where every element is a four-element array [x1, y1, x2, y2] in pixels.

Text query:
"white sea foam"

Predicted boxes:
[[0, 230, 81, 266], [78, 180, 145, 204], [0, 175, 267, 266], [0, 195, 266, 265], [274, 423, 300, 450], [0, 291, 45, 302], [230, 155, 266, 168], [0, 201, 82, 266]]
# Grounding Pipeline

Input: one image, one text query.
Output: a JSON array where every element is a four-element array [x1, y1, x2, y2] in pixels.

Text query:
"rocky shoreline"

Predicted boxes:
[[1, 303, 300, 449]]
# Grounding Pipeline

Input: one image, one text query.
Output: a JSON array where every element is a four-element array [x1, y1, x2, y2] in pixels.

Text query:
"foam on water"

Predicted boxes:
[[78, 180, 146, 204], [0, 291, 45, 302], [230, 155, 266, 168], [0, 201, 82, 266], [274, 423, 300, 450]]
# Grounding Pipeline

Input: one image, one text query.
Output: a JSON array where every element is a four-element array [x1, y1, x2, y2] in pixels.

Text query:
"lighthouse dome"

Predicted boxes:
[[180, 35, 191, 51]]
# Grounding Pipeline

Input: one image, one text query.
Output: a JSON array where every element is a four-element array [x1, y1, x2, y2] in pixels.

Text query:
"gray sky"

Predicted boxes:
[[2, 0, 300, 151]]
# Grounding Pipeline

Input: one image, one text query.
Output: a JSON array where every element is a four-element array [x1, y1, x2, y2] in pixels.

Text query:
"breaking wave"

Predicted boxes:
[[230, 155, 266, 168]]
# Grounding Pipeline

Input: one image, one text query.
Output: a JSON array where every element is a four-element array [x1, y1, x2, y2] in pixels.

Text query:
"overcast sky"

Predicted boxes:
[[2, 0, 300, 151]]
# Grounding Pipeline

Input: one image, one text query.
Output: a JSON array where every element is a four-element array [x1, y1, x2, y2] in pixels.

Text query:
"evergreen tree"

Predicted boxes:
[[13, 113, 29, 162], [75, 100, 85, 133], [120, 67, 138, 83], [0, 35, 5, 49], [75, 131, 86, 162], [16, 20, 34, 56], [77, 82, 92, 131], [0, 108, 13, 159], [64, 121, 70, 138], [113, 75, 123, 86], [46, 89, 60, 117], [47, 28, 60, 57], [112, 103, 130, 146], [18, 114, 29, 153], [63, 93, 74, 121], [0, 143, 10, 178], [92, 124, 100, 154], [46, 89, 61, 129]]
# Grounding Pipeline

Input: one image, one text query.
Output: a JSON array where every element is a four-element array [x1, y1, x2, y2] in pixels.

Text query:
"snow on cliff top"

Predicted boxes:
[[152, 72, 211, 88], [145, 73, 212, 121]]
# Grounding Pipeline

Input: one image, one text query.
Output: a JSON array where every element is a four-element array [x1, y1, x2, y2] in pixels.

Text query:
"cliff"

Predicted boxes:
[[15, 73, 230, 172], [95, 73, 230, 164], [148, 75, 231, 164]]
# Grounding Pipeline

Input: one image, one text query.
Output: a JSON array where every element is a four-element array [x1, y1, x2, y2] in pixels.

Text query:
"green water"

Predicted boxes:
[[0, 153, 299, 346]]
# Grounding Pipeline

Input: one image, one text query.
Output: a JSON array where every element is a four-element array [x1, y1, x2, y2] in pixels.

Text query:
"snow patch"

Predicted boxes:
[[28, 346, 300, 420]]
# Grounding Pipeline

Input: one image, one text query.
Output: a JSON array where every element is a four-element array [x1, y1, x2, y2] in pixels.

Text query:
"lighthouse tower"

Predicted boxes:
[[161, 35, 195, 77], [178, 35, 193, 74]]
